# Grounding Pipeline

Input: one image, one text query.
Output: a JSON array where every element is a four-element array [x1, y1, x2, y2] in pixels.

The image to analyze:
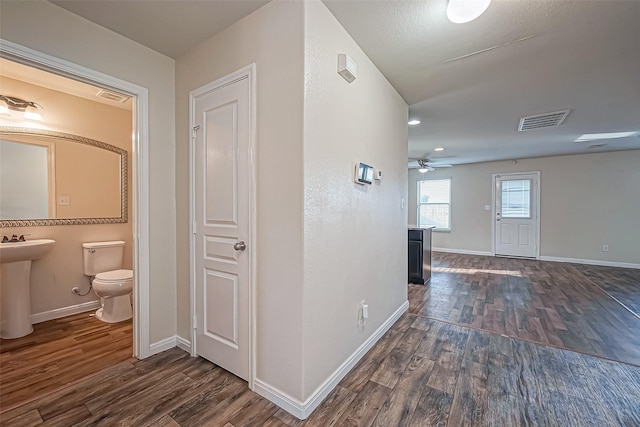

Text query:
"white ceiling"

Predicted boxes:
[[0, 58, 132, 110], [323, 0, 640, 166], [49, 0, 269, 59], [37, 1, 640, 166]]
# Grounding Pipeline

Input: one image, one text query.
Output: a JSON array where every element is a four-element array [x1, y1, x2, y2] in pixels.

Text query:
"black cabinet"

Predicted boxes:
[[408, 227, 432, 284]]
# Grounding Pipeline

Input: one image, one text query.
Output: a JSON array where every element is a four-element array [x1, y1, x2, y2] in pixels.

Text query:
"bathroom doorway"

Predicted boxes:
[[0, 41, 150, 409]]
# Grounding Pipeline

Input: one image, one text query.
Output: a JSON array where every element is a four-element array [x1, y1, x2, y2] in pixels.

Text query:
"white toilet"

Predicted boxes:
[[82, 241, 133, 323]]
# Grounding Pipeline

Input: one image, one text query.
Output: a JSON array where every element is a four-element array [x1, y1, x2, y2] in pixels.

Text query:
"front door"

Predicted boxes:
[[494, 172, 539, 258], [192, 69, 252, 381]]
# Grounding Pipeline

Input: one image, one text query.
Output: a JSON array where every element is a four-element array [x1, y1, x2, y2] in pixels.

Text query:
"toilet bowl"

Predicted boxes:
[[92, 269, 133, 323]]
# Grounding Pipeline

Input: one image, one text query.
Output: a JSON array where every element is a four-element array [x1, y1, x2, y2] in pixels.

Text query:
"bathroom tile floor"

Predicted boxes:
[[0, 311, 132, 410]]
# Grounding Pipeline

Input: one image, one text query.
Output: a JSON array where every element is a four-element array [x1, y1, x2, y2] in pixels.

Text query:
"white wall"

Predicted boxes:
[[175, 1, 306, 400], [302, 1, 408, 398], [1, 1, 177, 342], [176, 0, 408, 407], [408, 150, 640, 265]]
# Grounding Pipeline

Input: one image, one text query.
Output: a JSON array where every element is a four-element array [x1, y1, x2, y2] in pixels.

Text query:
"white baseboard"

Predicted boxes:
[[176, 335, 192, 353], [31, 300, 100, 324], [253, 300, 410, 420], [432, 247, 493, 256], [539, 256, 640, 270], [252, 380, 306, 419], [148, 335, 192, 356], [149, 336, 178, 356]]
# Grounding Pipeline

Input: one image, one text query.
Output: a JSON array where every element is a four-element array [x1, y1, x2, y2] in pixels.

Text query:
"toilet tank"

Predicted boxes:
[[82, 241, 125, 276]]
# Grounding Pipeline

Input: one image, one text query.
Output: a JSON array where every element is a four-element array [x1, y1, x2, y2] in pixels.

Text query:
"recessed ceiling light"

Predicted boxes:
[[434, 147, 444, 152], [408, 120, 421, 126], [447, 0, 491, 24], [574, 132, 636, 142]]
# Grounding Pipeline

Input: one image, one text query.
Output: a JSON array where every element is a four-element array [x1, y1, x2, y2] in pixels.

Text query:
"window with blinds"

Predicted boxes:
[[418, 178, 451, 230], [501, 179, 531, 218]]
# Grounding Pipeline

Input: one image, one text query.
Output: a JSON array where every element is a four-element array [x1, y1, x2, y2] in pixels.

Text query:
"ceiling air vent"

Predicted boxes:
[[518, 109, 570, 131], [96, 89, 130, 104]]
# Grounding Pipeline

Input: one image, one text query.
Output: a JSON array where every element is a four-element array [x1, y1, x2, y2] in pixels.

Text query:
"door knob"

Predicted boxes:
[[234, 241, 246, 251]]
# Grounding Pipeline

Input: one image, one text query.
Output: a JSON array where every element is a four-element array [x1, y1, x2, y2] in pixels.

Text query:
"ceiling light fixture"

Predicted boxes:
[[408, 119, 421, 126], [0, 95, 43, 121], [447, 0, 491, 24], [417, 159, 433, 173], [434, 147, 444, 152]]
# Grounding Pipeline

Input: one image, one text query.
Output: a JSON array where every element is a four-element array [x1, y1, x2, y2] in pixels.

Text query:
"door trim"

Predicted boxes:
[[189, 64, 257, 389], [491, 171, 541, 259], [0, 39, 151, 358]]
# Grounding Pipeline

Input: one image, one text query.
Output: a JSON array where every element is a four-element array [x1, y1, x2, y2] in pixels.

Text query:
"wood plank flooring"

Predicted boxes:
[[411, 253, 640, 366], [1, 254, 639, 426], [575, 263, 640, 317], [2, 314, 638, 426], [0, 311, 132, 410]]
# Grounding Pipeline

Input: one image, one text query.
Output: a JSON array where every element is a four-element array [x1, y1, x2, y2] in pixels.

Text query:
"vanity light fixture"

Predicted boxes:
[[447, 0, 491, 24], [0, 95, 43, 121], [408, 120, 421, 126]]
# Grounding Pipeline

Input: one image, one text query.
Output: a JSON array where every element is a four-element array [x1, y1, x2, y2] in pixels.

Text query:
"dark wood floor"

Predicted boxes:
[[1, 254, 639, 426], [2, 313, 638, 427], [0, 312, 132, 410], [575, 263, 640, 317], [411, 253, 640, 366]]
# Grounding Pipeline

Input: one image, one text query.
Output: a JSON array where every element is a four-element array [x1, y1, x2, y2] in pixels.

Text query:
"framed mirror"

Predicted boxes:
[[0, 127, 128, 226]]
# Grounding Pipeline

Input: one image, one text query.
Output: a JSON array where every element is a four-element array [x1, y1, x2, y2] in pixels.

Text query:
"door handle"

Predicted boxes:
[[234, 241, 246, 251]]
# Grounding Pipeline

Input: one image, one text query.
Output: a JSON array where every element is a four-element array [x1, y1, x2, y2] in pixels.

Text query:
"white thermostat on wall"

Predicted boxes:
[[354, 162, 374, 185], [338, 53, 357, 83]]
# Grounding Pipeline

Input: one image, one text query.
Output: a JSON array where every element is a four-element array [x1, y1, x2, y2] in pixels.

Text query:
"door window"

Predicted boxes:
[[501, 179, 531, 218]]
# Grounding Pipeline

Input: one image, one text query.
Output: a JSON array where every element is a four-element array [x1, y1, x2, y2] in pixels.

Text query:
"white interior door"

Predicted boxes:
[[494, 172, 539, 258], [193, 72, 251, 381]]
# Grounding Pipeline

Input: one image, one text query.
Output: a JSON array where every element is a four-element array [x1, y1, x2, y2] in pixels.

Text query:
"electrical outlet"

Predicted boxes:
[[58, 196, 70, 206], [602, 244, 609, 252]]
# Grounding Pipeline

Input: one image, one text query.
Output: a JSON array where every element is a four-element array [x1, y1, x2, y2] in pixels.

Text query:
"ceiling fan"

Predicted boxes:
[[408, 158, 454, 173]]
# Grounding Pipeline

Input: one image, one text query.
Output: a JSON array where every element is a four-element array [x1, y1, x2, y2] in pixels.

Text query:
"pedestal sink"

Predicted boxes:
[[0, 239, 55, 339]]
